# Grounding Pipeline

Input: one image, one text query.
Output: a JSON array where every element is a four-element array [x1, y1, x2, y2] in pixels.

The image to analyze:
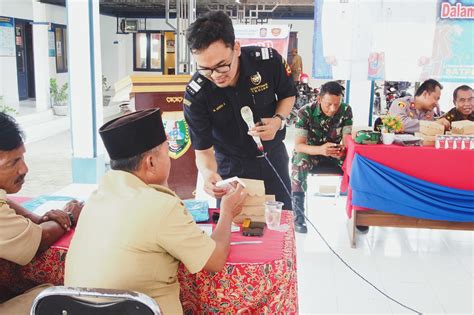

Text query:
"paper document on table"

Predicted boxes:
[[33, 201, 69, 216]]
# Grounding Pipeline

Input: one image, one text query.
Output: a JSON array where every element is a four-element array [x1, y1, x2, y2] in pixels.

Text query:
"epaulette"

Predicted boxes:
[[249, 47, 274, 61], [186, 74, 207, 97]]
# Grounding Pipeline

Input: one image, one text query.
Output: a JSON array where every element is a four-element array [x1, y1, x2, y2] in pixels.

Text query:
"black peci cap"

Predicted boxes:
[[99, 108, 167, 160]]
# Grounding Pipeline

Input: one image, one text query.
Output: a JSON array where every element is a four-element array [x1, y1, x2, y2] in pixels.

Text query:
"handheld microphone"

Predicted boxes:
[[240, 106, 264, 152]]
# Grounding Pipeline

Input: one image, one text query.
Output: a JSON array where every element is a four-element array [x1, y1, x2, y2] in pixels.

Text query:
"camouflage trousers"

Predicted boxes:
[[291, 152, 342, 193]]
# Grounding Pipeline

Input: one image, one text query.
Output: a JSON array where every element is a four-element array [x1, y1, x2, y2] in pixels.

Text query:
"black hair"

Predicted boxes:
[[319, 81, 345, 97], [0, 112, 24, 151], [186, 11, 235, 52], [415, 79, 443, 97], [453, 85, 472, 101]]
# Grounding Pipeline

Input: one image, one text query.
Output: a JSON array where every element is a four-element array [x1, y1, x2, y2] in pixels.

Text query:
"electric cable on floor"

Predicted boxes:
[[263, 153, 423, 315]]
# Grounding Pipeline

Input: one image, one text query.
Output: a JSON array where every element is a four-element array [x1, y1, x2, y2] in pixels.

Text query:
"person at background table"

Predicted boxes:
[[388, 78, 450, 133], [65, 109, 247, 315], [291, 81, 352, 234], [183, 11, 296, 210], [290, 48, 303, 83], [0, 112, 83, 314], [442, 85, 473, 123]]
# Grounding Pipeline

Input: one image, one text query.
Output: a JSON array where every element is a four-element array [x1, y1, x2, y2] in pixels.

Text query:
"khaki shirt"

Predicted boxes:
[[291, 54, 303, 81], [0, 189, 42, 266], [65, 171, 216, 315], [388, 96, 436, 133]]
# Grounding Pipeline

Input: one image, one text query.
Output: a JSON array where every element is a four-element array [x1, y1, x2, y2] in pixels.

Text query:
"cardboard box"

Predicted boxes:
[[451, 120, 474, 135], [415, 132, 436, 146], [419, 120, 445, 136], [232, 178, 276, 223]]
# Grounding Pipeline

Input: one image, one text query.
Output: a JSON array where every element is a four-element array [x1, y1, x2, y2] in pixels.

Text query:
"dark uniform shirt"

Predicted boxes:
[[183, 46, 297, 209], [442, 107, 474, 122]]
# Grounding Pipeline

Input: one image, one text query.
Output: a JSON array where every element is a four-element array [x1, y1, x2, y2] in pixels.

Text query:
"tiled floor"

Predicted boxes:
[[13, 128, 473, 315]]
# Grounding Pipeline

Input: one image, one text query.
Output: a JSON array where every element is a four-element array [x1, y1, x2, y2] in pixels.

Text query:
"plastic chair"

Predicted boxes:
[[30, 286, 161, 315]]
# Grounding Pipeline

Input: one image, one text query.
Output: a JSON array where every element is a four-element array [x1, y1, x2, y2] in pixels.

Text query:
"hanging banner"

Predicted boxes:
[[312, 0, 333, 79], [234, 24, 290, 58], [420, 0, 474, 83], [0, 17, 15, 57]]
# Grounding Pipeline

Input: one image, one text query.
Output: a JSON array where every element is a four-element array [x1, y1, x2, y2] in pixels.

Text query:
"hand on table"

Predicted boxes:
[[40, 199, 84, 230]]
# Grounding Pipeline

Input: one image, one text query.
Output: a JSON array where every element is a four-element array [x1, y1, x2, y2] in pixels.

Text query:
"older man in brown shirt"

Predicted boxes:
[[0, 112, 82, 314], [65, 109, 246, 314]]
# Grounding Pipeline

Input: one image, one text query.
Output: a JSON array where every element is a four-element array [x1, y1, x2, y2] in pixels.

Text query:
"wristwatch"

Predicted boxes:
[[272, 114, 286, 130]]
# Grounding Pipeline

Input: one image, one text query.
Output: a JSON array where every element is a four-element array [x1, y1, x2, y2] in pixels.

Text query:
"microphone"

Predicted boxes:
[[240, 106, 264, 152]]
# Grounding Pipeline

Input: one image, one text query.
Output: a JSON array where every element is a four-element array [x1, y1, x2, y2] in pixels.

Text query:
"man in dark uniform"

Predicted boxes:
[[183, 11, 296, 210], [443, 85, 473, 123]]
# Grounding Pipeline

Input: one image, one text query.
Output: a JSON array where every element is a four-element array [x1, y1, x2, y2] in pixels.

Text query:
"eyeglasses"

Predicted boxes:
[[197, 51, 234, 77]]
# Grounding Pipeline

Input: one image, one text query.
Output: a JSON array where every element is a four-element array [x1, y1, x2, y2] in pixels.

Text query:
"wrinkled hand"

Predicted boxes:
[[248, 118, 280, 141], [62, 200, 84, 225], [435, 117, 451, 131], [220, 184, 248, 218], [319, 142, 341, 157], [204, 172, 227, 198], [41, 210, 71, 231]]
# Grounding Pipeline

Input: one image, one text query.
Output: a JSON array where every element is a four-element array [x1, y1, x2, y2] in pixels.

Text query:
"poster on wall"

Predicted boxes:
[[0, 17, 15, 57], [234, 24, 290, 59], [420, 0, 474, 83], [48, 30, 55, 57]]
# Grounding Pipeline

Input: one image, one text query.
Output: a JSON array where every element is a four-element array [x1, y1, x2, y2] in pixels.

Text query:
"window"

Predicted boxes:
[[54, 24, 68, 73], [133, 32, 163, 71]]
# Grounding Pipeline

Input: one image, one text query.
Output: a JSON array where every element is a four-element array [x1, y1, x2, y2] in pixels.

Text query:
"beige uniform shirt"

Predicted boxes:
[[291, 54, 303, 81], [65, 171, 216, 315], [0, 189, 42, 266], [388, 96, 435, 133]]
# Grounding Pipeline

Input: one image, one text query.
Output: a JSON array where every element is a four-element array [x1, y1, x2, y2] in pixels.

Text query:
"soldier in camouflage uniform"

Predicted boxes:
[[388, 79, 450, 133], [442, 85, 473, 123], [291, 81, 353, 233]]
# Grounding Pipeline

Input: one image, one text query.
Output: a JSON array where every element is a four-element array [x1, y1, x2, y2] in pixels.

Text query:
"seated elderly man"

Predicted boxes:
[[65, 109, 247, 314], [388, 79, 450, 133], [291, 81, 353, 234], [0, 113, 83, 314], [443, 85, 473, 122]]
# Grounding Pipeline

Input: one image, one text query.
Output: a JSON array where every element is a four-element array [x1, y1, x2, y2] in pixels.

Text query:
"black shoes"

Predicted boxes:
[[295, 218, 308, 234], [292, 192, 307, 234], [356, 225, 369, 233]]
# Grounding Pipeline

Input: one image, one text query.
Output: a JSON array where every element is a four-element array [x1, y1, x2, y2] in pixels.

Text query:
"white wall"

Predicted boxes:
[[0, 0, 67, 111]]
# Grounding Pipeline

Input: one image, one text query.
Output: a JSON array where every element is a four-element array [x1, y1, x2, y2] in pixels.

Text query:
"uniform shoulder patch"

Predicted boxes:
[[251, 47, 274, 61], [186, 75, 206, 96], [398, 101, 407, 109]]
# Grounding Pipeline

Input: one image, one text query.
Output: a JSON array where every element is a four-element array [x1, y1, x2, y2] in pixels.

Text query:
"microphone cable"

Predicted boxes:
[[262, 153, 422, 315]]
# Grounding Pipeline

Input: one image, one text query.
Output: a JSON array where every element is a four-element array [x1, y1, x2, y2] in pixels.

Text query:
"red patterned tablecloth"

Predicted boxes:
[[0, 208, 298, 313]]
